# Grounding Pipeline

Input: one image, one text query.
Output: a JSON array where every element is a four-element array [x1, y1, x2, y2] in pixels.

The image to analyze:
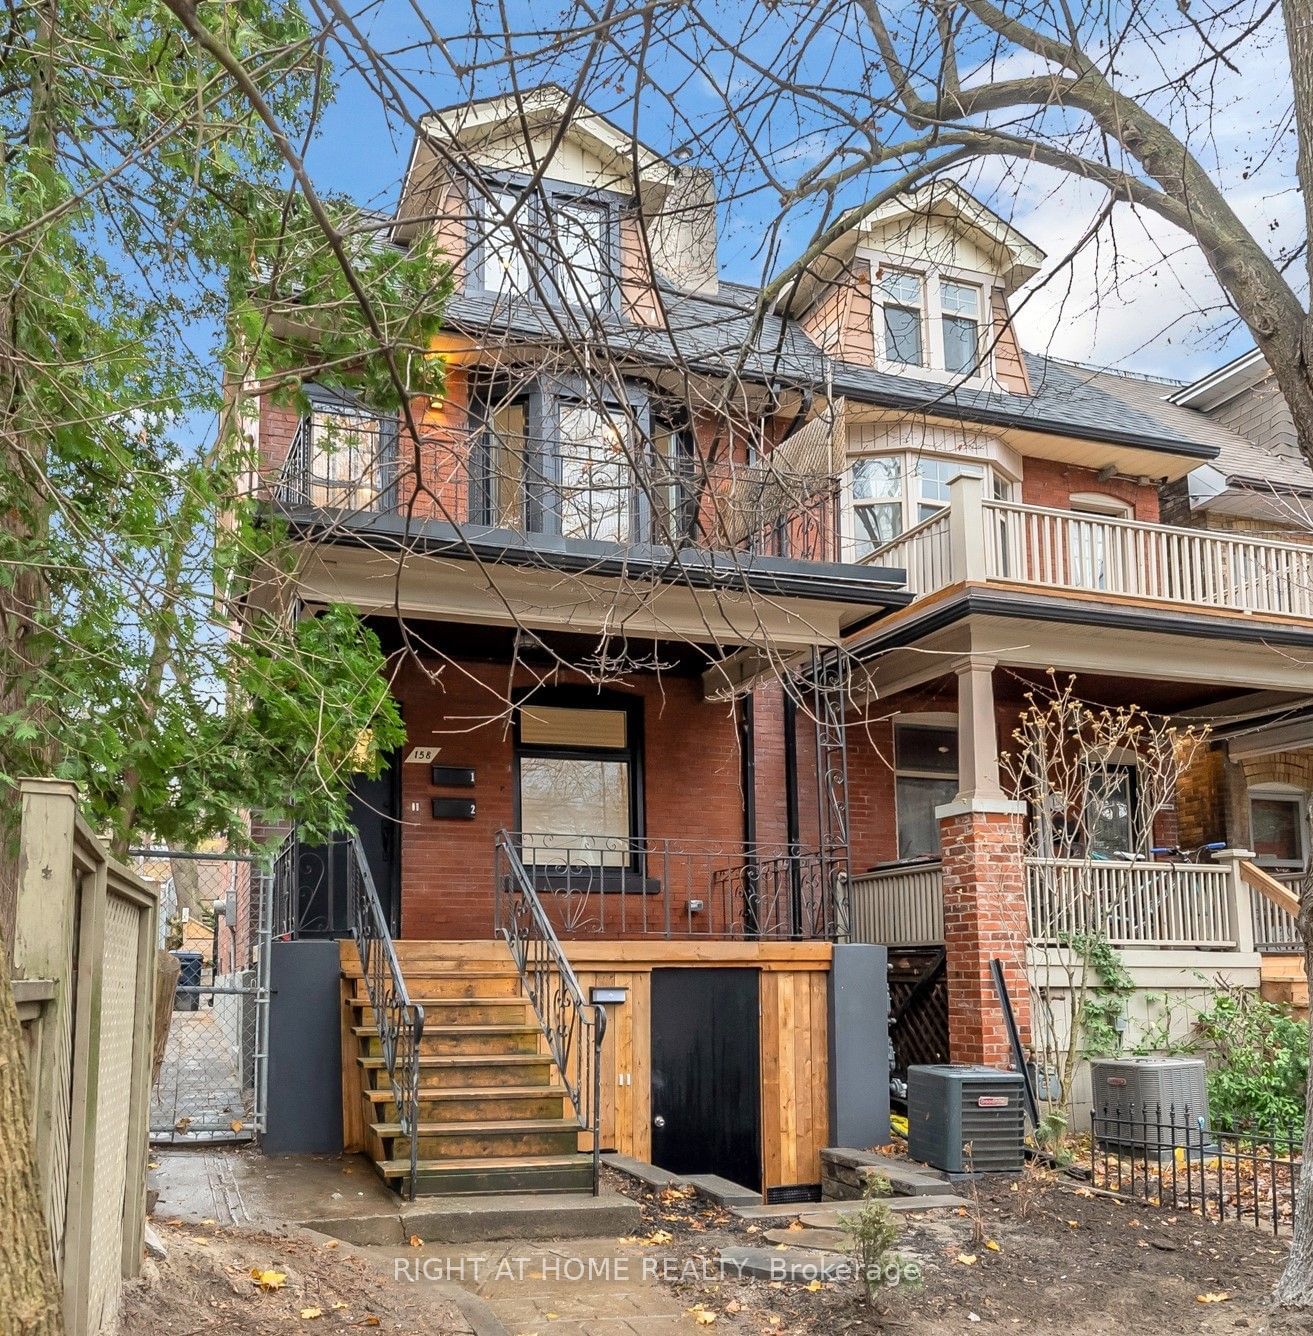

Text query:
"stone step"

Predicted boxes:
[[765, 1226, 848, 1252]]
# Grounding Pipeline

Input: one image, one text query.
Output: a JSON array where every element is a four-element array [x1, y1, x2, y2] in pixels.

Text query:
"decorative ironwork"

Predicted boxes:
[[269, 831, 332, 938], [1092, 1104, 1301, 1234], [810, 646, 852, 940], [499, 832, 841, 941], [346, 835, 425, 1201], [494, 833, 607, 1196]]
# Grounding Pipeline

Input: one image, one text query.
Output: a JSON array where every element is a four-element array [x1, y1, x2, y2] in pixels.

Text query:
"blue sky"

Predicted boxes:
[[293, 1, 1295, 384]]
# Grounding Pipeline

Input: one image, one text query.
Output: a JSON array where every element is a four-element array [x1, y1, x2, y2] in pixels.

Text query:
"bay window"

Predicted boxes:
[[851, 456, 904, 556]]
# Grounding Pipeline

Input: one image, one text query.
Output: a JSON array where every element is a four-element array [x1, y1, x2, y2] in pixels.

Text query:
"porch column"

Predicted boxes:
[[936, 657, 1030, 1069]]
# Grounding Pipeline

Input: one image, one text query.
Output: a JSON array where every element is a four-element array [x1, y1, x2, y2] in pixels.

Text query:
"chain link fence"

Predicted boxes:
[[132, 849, 271, 1144]]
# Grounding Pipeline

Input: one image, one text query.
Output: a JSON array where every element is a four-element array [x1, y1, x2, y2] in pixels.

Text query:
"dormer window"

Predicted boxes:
[[941, 281, 982, 375], [879, 270, 924, 366], [474, 177, 616, 309]]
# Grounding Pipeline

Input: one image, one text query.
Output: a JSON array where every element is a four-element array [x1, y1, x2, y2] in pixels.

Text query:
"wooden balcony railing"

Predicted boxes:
[[864, 471, 1313, 619]]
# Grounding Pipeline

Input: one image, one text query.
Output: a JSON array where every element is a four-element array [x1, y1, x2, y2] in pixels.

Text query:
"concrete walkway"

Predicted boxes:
[[367, 1237, 696, 1336]]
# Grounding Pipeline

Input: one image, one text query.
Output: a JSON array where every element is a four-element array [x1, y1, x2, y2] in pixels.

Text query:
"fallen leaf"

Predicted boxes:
[[956, 1254, 978, 1266], [300, 1309, 323, 1320], [1196, 1293, 1231, 1304], [408, 1234, 424, 1248], [1065, 1220, 1079, 1229], [786, 1220, 804, 1232], [804, 1280, 823, 1293], [688, 1304, 717, 1325], [332, 1302, 348, 1311], [725, 1301, 742, 1314], [323, 1241, 340, 1250], [361, 1318, 381, 1328], [230, 1120, 245, 1133], [985, 1240, 1001, 1253], [249, 1269, 286, 1292], [645, 1229, 674, 1245]]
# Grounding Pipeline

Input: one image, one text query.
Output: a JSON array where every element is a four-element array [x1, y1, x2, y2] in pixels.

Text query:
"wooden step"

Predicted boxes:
[[354, 1024, 543, 1058], [375, 1153, 595, 1197], [371, 1117, 581, 1161], [352, 971, 523, 1000], [364, 1085, 569, 1122], [351, 996, 529, 1025], [359, 1053, 557, 1089]]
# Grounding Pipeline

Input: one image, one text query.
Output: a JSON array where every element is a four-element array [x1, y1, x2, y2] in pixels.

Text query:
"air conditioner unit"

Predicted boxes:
[[1089, 1057, 1209, 1153], [906, 1065, 1026, 1173]]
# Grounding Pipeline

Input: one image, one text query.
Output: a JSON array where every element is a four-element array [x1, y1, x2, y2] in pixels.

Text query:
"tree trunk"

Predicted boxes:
[[0, 927, 64, 1334]]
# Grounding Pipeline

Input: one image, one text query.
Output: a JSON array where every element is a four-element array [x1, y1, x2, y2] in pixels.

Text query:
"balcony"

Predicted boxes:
[[867, 472, 1313, 620], [277, 415, 843, 563]]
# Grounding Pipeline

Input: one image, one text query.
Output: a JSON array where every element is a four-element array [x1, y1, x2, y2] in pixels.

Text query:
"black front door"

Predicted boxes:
[[347, 753, 402, 934], [650, 969, 762, 1191]]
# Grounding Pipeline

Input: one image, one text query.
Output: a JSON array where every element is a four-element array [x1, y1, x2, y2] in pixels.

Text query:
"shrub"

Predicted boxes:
[[840, 1177, 903, 1306], [1193, 988, 1307, 1134]]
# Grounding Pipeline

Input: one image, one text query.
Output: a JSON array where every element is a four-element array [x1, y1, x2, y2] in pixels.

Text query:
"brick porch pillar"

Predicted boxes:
[[935, 657, 1030, 1069]]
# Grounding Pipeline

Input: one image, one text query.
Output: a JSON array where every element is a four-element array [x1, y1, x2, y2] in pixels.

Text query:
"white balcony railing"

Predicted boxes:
[[1025, 858, 1236, 949], [864, 472, 1313, 618], [848, 862, 944, 945], [1248, 869, 1304, 954]]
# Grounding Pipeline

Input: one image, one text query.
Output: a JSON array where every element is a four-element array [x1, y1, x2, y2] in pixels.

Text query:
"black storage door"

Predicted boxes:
[[650, 968, 761, 1191]]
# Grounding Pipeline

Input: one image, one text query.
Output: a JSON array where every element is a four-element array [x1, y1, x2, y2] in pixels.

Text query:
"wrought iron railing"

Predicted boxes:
[[497, 831, 843, 940], [346, 834, 425, 1200], [276, 422, 841, 561], [494, 832, 606, 1196]]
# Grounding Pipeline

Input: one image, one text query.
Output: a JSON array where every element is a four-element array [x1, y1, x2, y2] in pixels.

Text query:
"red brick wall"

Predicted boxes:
[[939, 807, 1030, 1067], [395, 655, 745, 938], [1020, 457, 1160, 522]]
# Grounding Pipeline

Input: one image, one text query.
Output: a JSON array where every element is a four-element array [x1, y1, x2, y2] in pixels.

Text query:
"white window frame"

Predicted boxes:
[[843, 450, 1017, 559], [940, 278, 986, 377], [1249, 785, 1308, 871]]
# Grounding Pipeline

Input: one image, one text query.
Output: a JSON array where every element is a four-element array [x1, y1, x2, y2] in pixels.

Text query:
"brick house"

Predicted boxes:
[[252, 85, 1310, 1196]]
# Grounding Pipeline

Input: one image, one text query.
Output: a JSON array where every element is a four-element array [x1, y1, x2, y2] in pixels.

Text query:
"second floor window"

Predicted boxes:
[[941, 280, 982, 375], [477, 181, 614, 308], [297, 391, 393, 510], [879, 270, 924, 366]]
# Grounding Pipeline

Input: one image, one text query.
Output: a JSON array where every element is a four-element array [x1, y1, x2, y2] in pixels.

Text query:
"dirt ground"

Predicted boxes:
[[119, 1220, 473, 1335], [608, 1168, 1303, 1334]]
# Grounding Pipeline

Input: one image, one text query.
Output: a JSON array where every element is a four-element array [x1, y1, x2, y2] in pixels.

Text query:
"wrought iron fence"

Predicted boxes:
[[494, 832, 606, 1196], [133, 848, 271, 1144], [346, 834, 425, 1201], [498, 831, 843, 940], [1091, 1104, 1302, 1234], [276, 420, 842, 561]]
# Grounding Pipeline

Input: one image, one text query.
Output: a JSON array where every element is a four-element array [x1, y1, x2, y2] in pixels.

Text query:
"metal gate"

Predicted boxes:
[[133, 849, 271, 1144]]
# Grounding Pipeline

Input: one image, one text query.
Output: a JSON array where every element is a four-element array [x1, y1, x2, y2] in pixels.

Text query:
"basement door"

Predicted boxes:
[[650, 968, 762, 1192]]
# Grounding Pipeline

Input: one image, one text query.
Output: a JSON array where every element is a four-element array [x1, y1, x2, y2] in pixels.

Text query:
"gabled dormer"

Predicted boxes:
[[782, 182, 1043, 395], [393, 85, 718, 322]]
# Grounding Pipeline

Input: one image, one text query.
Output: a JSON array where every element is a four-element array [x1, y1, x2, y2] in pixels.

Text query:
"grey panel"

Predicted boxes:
[[264, 940, 344, 1155], [827, 944, 891, 1150]]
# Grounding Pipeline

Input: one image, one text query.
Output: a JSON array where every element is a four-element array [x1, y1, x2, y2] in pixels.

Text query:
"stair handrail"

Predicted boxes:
[[494, 830, 607, 1196], [347, 834, 426, 1201]]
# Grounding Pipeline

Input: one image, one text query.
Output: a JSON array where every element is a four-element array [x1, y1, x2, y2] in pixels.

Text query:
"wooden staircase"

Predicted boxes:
[[347, 952, 595, 1196]]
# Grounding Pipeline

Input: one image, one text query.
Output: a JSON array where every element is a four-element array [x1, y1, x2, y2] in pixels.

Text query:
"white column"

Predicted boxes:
[[1214, 847, 1258, 955], [954, 655, 1004, 805], [946, 470, 987, 582]]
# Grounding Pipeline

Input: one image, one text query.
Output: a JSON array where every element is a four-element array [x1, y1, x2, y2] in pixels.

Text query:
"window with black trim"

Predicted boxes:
[[516, 697, 641, 867], [894, 720, 958, 859], [299, 386, 395, 510]]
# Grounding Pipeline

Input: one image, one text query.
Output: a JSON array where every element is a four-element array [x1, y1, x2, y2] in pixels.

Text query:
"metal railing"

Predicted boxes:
[[1092, 1103, 1301, 1234], [494, 832, 606, 1196], [1025, 857, 1235, 949], [346, 834, 425, 1200], [276, 421, 842, 560], [848, 861, 944, 945], [496, 831, 843, 940]]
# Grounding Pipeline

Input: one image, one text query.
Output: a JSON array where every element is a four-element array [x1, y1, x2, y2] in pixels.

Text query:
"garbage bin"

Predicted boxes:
[[172, 950, 203, 1012]]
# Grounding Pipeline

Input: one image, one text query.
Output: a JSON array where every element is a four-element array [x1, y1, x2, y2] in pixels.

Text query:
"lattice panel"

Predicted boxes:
[[86, 892, 142, 1333]]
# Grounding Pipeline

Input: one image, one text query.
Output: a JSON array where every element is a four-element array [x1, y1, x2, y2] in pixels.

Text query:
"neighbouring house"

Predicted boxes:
[[244, 85, 1311, 1195]]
